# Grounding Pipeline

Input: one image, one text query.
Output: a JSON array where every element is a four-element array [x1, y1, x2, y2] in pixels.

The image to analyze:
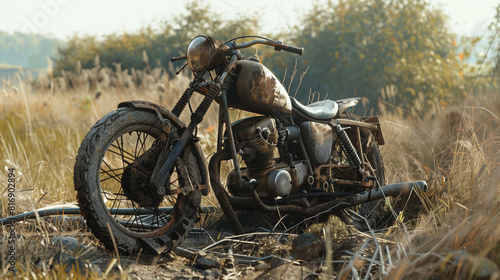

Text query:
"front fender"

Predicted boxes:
[[117, 100, 211, 195], [118, 100, 186, 128]]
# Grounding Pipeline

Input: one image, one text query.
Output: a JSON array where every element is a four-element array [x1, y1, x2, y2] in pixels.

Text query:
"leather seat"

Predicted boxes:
[[290, 97, 338, 120]]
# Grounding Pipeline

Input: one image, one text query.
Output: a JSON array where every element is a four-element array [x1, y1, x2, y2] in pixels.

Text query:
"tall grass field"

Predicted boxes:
[[0, 65, 498, 278]]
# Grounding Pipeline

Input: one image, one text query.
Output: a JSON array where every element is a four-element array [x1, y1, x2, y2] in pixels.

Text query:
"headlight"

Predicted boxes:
[[186, 36, 228, 73]]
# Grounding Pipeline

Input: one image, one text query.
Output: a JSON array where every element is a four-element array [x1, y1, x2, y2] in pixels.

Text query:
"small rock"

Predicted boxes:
[[196, 256, 220, 269], [255, 263, 313, 280], [51, 251, 97, 276], [254, 262, 268, 271], [290, 233, 324, 261], [472, 256, 499, 278], [269, 257, 287, 269], [203, 268, 222, 279], [243, 267, 257, 278], [51, 236, 81, 251], [306, 215, 349, 241], [51, 251, 72, 265]]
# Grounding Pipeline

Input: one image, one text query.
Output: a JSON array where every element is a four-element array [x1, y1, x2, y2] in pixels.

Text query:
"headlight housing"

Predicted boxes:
[[186, 36, 229, 73]]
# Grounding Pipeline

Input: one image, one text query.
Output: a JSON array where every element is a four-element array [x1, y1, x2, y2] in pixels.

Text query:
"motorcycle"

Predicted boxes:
[[73, 35, 427, 255]]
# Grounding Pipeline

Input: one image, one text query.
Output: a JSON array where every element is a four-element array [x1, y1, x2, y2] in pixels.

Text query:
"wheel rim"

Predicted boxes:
[[96, 124, 199, 238]]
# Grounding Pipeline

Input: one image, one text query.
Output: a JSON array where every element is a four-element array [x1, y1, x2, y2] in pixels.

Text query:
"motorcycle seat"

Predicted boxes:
[[290, 97, 338, 120]]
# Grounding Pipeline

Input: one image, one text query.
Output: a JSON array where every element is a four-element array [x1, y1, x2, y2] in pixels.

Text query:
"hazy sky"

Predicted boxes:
[[0, 0, 497, 39]]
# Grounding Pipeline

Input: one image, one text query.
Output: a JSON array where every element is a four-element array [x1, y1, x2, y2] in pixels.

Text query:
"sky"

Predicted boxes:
[[0, 0, 497, 39]]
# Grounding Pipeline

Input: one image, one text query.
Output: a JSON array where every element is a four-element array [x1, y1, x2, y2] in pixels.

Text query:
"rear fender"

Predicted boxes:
[[336, 97, 361, 116], [117, 100, 211, 195]]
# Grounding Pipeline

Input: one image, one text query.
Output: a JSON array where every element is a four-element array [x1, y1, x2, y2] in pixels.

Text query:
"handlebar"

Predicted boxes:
[[274, 41, 303, 55], [231, 39, 303, 56], [170, 37, 304, 62]]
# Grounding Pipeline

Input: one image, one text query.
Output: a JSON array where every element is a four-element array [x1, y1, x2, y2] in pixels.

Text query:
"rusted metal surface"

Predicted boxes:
[[235, 60, 292, 115], [335, 119, 377, 131], [118, 100, 186, 129], [139, 193, 200, 253], [313, 163, 374, 189], [186, 36, 230, 72], [232, 116, 278, 170], [208, 148, 245, 235], [361, 116, 385, 145], [300, 122, 334, 165], [240, 181, 427, 216]]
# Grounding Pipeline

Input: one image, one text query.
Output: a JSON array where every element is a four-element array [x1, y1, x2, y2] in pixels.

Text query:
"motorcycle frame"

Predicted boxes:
[[149, 51, 389, 234]]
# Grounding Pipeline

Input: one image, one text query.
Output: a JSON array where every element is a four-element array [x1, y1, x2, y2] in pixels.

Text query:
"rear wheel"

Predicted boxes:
[[74, 108, 204, 254], [332, 113, 389, 230]]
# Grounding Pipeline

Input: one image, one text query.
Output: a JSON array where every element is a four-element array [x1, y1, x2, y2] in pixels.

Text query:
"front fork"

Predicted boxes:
[[151, 55, 239, 195]]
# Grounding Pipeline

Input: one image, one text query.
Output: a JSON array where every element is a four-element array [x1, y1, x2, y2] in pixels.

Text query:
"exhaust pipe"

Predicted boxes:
[[228, 181, 428, 216], [351, 181, 428, 206]]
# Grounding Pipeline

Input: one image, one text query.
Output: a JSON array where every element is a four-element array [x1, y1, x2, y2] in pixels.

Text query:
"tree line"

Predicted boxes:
[[0, 31, 60, 68], [52, 0, 499, 111]]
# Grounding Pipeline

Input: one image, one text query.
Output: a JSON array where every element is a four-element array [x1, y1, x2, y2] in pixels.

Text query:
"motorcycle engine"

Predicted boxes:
[[227, 116, 309, 198], [232, 117, 278, 170]]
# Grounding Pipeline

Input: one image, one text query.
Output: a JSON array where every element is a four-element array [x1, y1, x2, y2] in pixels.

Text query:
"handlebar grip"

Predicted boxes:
[[274, 42, 303, 56]]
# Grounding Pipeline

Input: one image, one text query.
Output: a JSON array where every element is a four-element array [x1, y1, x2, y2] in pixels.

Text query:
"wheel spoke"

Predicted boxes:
[[100, 166, 126, 183], [100, 172, 124, 183], [110, 190, 125, 220], [109, 143, 136, 162], [94, 121, 200, 237], [100, 161, 122, 184], [126, 202, 148, 232], [138, 131, 149, 156]]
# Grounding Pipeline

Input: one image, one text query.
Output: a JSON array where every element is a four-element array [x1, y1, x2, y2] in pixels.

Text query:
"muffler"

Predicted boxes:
[[350, 181, 428, 206], [228, 181, 428, 216]]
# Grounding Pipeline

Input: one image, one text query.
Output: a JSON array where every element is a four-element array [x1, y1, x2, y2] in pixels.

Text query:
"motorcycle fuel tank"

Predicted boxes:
[[232, 60, 292, 115]]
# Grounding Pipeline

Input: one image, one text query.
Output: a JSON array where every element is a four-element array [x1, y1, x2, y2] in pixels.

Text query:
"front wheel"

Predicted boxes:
[[74, 107, 205, 254]]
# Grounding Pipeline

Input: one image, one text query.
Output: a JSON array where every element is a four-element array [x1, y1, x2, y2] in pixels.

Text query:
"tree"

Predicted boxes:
[[0, 31, 60, 68], [489, 4, 500, 87], [53, 1, 261, 75], [288, 0, 462, 111]]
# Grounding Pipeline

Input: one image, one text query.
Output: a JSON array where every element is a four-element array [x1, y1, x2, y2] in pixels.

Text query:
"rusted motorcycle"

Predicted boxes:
[[74, 35, 427, 254]]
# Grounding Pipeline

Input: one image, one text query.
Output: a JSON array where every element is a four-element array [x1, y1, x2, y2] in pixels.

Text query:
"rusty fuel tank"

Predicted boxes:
[[231, 60, 292, 115]]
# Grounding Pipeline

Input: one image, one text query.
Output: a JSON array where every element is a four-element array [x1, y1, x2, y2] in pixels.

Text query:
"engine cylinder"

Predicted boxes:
[[232, 116, 278, 170]]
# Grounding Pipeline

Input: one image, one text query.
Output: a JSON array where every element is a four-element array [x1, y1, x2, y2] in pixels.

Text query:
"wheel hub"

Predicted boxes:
[[121, 138, 165, 208]]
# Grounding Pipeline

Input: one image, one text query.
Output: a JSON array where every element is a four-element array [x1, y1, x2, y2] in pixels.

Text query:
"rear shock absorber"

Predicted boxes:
[[335, 125, 362, 169]]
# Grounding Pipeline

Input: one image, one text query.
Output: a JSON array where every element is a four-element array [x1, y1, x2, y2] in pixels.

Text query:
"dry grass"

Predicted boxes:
[[373, 86, 500, 278], [0, 65, 219, 278], [0, 65, 499, 278]]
